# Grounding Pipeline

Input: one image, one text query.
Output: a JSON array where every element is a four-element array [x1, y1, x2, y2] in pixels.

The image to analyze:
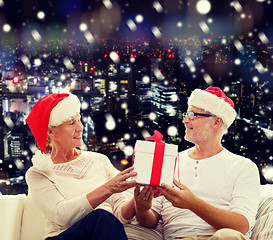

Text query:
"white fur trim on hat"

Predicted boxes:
[[49, 93, 81, 126], [188, 89, 237, 127]]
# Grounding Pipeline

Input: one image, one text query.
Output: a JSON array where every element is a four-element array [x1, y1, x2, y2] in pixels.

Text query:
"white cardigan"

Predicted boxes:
[[26, 150, 131, 239]]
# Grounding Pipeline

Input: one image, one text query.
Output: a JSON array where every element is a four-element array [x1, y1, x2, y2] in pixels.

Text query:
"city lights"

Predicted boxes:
[[0, 0, 272, 195], [12, 76, 20, 84], [121, 159, 128, 165]]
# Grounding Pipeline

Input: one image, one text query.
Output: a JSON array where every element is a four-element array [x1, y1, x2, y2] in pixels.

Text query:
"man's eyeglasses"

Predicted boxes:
[[182, 112, 216, 120]]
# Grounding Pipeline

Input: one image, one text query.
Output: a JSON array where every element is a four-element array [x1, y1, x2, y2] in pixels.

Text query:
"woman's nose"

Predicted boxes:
[[76, 121, 83, 131]]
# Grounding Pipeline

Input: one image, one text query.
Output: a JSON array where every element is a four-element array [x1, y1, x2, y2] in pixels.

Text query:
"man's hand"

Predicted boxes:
[[159, 178, 196, 210], [159, 179, 249, 234]]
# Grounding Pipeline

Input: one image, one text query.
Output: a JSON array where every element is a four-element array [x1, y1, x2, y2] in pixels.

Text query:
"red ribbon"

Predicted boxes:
[[145, 130, 165, 186]]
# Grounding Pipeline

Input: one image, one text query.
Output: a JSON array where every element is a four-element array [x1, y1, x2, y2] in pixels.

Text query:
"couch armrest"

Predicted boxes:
[[0, 194, 26, 240], [251, 185, 273, 240]]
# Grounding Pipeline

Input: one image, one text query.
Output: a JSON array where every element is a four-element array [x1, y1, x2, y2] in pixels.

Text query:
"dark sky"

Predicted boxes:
[[0, 0, 272, 41]]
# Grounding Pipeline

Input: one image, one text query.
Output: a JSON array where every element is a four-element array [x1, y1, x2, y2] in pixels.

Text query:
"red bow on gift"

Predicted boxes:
[[144, 130, 165, 187], [144, 130, 164, 143]]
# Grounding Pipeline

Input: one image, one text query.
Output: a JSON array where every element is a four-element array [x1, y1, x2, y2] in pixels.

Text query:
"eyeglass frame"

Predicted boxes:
[[182, 111, 216, 120]]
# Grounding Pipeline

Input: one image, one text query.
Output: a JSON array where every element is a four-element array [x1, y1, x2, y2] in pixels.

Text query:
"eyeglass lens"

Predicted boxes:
[[183, 112, 194, 120]]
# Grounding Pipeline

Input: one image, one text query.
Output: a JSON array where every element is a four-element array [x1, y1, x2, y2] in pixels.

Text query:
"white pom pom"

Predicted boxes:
[[32, 150, 54, 174]]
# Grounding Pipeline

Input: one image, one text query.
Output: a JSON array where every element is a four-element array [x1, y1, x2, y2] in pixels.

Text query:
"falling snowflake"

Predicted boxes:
[[3, 24, 11, 32], [196, 0, 211, 15], [4, 117, 14, 128], [230, 1, 243, 12], [262, 165, 273, 183], [127, 19, 137, 31], [255, 61, 267, 74], [170, 94, 179, 102], [137, 120, 144, 127], [151, 26, 162, 39], [177, 22, 183, 28], [102, 0, 113, 9], [142, 76, 150, 84], [81, 101, 89, 110], [234, 59, 241, 65], [185, 57, 196, 72], [149, 112, 157, 121], [199, 21, 210, 34], [167, 126, 178, 137], [234, 40, 244, 53], [105, 113, 116, 131], [153, 1, 163, 13], [124, 133, 130, 140], [21, 55, 31, 69], [124, 145, 134, 156], [15, 159, 24, 170], [79, 23, 88, 32], [60, 74, 66, 81], [110, 51, 120, 64], [258, 32, 269, 44], [252, 76, 259, 83], [135, 14, 144, 23], [84, 31, 94, 43], [153, 68, 164, 80], [31, 30, 42, 42], [37, 11, 45, 20], [203, 73, 213, 85], [34, 58, 42, 67], [63, 57, 74, 70]]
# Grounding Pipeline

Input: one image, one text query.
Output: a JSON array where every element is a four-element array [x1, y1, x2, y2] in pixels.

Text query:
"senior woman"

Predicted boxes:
[[26, 93, 137, 240]]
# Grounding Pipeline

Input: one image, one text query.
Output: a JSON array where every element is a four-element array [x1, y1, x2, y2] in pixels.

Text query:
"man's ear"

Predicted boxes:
[[214, 117, 223, 128]]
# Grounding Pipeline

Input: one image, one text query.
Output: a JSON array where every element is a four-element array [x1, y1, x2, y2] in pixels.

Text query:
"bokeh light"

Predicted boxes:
[[196, 0, 211, 15]]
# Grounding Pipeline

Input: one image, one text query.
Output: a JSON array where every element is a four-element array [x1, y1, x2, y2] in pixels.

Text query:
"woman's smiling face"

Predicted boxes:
[[49, 113, 83, 150]]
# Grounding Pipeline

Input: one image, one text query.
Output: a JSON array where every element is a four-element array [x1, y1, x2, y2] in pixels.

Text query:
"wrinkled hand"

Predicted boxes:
[[104, 166, 137, 194], [134, 185, 154, 213], [159, 179, 196, 210]]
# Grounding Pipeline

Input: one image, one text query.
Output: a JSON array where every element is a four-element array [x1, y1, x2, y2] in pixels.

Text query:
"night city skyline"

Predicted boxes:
[[0, 0, 273, 194]]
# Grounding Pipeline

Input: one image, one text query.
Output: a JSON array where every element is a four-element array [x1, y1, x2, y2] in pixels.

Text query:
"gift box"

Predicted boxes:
[[132, 131, 178, 186]]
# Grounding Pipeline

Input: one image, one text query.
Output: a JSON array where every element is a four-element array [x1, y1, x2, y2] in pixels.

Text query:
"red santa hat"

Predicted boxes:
[[26, 93, 81, 153], [188, 87, 237, 128]]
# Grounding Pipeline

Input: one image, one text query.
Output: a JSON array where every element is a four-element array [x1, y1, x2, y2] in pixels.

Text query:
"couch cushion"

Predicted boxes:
[[251, 196, 273, 240], [20, 193, 163, 240], [0, 194, 26, 240], [124, 223, 163, 240], [20, 195, 45, 240]]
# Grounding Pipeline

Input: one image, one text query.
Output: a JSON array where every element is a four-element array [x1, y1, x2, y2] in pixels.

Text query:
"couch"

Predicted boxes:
[[1, 185, 273, 240]]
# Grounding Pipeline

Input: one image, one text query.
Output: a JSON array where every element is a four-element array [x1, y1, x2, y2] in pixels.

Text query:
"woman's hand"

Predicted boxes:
[[133, 185, 160, 228], [104, 166, 137, 194], [134, 185, 154, 212]]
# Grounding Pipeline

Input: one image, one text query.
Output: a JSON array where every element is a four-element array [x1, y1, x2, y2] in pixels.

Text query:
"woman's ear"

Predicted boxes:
[[47, 127, 54, 138]]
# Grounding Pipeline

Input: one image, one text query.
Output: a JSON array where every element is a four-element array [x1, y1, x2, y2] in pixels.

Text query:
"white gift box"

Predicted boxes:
[[132, 140, 178, 186]]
